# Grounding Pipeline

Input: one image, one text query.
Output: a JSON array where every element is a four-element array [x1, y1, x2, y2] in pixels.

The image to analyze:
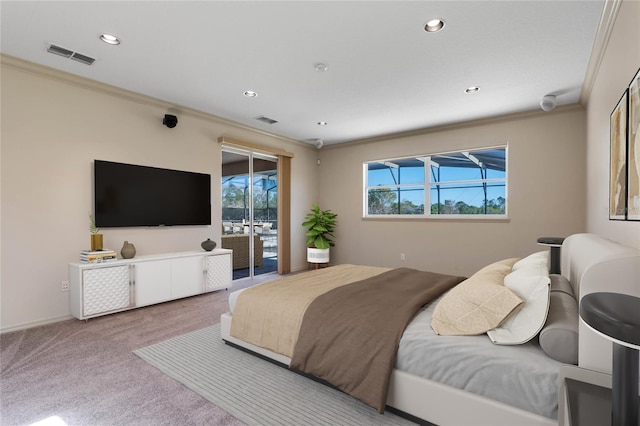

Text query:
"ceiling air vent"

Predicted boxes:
[[47, 44, 95, 65], [47, 44, 73, 58], [255, 116, 278, 125], [71, 52, 95, 65]]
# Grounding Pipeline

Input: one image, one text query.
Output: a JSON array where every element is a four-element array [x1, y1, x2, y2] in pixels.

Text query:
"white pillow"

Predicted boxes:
[[512, 251, 549, 271], [487, 263, 550, 345]]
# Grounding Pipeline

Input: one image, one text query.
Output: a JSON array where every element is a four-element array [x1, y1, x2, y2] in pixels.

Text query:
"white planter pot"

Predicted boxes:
[[307, 247, 330, 263]]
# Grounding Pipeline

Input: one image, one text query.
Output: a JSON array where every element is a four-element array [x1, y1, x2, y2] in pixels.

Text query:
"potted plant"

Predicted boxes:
[[89, 213, 103, 251], [302, 203, 337, 264]]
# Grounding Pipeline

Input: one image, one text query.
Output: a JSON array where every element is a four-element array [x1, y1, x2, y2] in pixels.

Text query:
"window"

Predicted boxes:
[[364, 146, 507, 217]]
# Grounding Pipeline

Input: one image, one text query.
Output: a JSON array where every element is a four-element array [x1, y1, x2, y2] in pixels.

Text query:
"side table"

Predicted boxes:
[[580, 292, 640, 426], [537, 236, 565, 274]]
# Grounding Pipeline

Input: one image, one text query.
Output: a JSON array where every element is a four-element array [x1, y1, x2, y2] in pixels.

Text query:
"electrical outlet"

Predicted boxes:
[[61, 281, 69, 292], [400, 253, 406, 261]]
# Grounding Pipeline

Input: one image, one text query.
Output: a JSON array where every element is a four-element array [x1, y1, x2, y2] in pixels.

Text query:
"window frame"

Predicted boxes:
[[363, 145, 508, 219]]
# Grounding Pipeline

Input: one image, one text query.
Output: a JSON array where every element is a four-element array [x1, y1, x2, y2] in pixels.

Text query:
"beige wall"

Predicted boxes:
[[318, 108, 588, 277], [586, 0, 640, 248], [0, 57, 318, 332]]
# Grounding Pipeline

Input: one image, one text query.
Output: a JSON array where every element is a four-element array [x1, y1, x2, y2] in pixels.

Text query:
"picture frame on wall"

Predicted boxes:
[[627, 68, 640, 220], [610, 90, 628, 220]]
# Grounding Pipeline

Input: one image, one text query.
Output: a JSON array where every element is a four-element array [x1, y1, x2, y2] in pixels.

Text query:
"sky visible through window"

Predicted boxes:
[[368, 164, 505, 207]]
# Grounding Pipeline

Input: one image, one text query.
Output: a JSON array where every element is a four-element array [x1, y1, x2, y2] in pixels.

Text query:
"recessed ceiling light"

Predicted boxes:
[[243, 90, 258, 98], [317, 121, 328, 126], [465, 86, 480, 94], [424, 19, 445, 33], [314, 63, 328, 72], [99, 34, 121, 45]]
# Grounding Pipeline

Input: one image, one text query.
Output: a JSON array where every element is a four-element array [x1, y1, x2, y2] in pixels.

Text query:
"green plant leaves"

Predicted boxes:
[[88, 212, 100, 234], [302, 203, 337, 248]]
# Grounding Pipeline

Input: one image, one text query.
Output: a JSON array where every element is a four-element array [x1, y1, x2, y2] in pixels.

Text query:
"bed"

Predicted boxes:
[[220, 233, 640, 426]]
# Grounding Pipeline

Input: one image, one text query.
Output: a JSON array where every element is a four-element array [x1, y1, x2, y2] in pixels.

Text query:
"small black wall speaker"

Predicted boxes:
[[163, 114, 178, 128]]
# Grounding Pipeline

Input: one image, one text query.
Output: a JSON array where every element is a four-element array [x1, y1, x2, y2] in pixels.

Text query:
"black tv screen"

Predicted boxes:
[[94, 160, 211, 227]]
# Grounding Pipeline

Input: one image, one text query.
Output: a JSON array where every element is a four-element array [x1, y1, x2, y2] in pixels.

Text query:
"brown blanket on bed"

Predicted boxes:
[[230, 264, 390, 357], [289, 267, 465, 413]]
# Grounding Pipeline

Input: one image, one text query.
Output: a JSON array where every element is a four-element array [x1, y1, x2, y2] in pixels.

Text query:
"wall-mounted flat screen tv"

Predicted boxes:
[[94, 160, 211, 227]]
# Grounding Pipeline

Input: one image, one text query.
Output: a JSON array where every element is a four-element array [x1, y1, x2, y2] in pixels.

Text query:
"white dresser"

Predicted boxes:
[[69, 249, 232, 320]]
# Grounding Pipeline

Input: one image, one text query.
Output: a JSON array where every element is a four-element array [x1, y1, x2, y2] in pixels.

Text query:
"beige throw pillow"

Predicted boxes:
[[431, 258, 523, 336]]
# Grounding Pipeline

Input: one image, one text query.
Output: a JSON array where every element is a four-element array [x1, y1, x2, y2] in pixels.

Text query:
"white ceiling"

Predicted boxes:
[[0, 1, 605, 146]]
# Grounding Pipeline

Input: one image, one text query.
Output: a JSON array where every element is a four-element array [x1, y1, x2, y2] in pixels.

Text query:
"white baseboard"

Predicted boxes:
[[1, 314, 74, 334]]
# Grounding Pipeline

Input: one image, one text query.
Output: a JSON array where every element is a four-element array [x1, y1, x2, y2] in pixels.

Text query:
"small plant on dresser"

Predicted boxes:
[[88, 213, 103, 251]]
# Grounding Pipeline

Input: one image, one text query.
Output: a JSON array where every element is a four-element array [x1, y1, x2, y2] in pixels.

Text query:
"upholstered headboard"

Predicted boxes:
[[560, 233, 640, 374]]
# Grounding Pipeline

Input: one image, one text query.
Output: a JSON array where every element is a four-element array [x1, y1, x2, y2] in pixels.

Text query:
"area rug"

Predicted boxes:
[[134, 324, 416, 425]]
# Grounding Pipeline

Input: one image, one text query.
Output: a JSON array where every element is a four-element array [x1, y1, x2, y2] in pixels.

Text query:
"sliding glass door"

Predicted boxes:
[[221, 149, 278, 279], [252, 154, 278, 278]]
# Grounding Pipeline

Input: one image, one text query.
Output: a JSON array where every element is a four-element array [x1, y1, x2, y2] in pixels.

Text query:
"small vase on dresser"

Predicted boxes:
[[90, 234, 103, 251], [121, 241, 136, 259], [201, 238, 217, 251]]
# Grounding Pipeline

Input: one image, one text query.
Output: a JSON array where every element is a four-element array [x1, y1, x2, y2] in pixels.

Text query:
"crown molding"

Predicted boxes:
[[579, 0, 622, 105], [325, 103, 585, 149], [0, 53, 312, 150], [1, 52, 590, 152]]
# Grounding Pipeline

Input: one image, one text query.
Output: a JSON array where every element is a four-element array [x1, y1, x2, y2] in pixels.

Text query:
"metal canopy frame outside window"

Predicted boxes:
[[364, 146, 507, 217]]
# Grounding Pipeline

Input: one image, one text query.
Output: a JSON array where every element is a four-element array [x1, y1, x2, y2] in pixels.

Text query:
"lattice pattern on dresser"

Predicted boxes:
[[82, 266, 130, 316]]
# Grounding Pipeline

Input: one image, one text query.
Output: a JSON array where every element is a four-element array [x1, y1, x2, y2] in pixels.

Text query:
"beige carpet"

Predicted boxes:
[[1, 275, 274, 426]]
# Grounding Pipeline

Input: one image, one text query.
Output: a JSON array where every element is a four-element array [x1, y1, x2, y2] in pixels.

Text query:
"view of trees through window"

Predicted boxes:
[[365, 147, 507, 216], [368, 188, 425, 214], [222, 174, 278, 222]]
